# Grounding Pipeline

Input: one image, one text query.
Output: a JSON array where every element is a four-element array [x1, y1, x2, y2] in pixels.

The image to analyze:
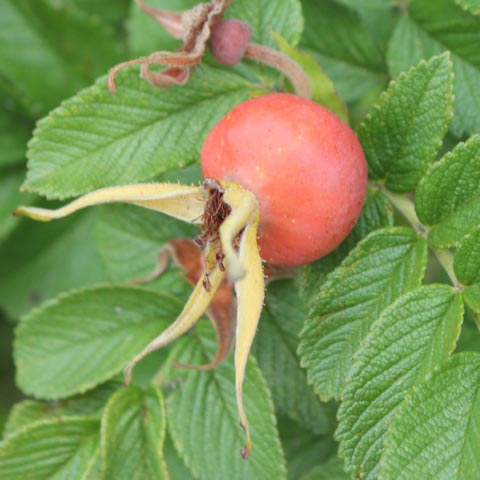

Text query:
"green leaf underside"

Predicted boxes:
[[454, 226, 480, 285], [455, 0, 480, 14], [0, 417, 99, 480], [161, 319, 286, 480], [380, 353, 480, 480], [336, 285, 463, 480], [387, 0, 480, 137], [3, 382, 120, 437], [101, 385, 168, 480], [273, 33, 348, 122], [0, 211, 105, 318], [298, 188, 394, 304], [415, 133, 480, 248], [300, 456, 349, 480], [298, 227, 428, 401], [299, 0, 387, 104], [14, 286, 182, 399], [24, 65, 265, 199], [253, 280, 334, 435], [0, 0, 122, 114], [360, 53, 453, 192]]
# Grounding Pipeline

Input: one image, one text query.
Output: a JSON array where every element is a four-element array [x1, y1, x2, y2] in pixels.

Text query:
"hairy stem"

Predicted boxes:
[[244, 43, 311, 99], [373, 183, 463, 291]]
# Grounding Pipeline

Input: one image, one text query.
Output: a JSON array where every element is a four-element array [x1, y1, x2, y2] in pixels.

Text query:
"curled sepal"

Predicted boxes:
[[216, 180, 260, 281], [124, 241, 225, 384], [13, 183, 207, 224], [234, 211, 264, 458]]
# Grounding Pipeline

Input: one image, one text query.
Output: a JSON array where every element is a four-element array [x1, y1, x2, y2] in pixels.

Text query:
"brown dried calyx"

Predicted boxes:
[[108, 0, 311, 99]]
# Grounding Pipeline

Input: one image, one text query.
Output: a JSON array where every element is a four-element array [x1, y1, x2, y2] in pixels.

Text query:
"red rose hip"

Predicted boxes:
[[201, 93, 368, 266]]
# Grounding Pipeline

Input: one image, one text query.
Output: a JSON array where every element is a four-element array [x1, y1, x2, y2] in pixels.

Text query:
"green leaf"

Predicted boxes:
[[379, 353, 480, 480], [226, 0, 304, 48], [359, 53, 454, 192], [0, 0, 123, 114], [298, 227, 428, 401], [300, 456, 349, 480], [299, 0, 387, 104], [24, 65, 265, 199], [464, 284, 480, 318], [46, 0, 131, 24], [336, 285, 463, 479], [163, 433, 196, 480], [298, 188, 394, 303], [94, 203, 195, 283], [253, 280, 335, 435], [0, 417, 99, 479], [0, 210, 105, 318], [3, 382, 120, 437], [415, 133, 480, 248], [161, 319, 286, 480], [387, 0, 480, 137], [455, 0, 480, 14], [272, 33, 348, 122], [454, 226, 480, 285], [101, 385, 168, 480], [14, 285, 181, 399]]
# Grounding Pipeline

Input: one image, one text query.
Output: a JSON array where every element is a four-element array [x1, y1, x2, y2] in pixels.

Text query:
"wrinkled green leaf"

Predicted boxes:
[[337, 285, 463, 479], [300, 0, 387, 104], [101, 385, 168, 480], [3, 382, 120, 437], [24, 65, 265, 199], [415, 133, 480, 248], [299, 227, 428, 401], [0, 0, 122, 114], [0, 211, 105, 318], [380, 353, 480, 480], [14, 286, 181, 399], [0, 417, 99, 480], [161, 319, 286, 480], [388, 0, 480, 136], [454, 226, 480, 285], [253, 280, 335, 435], [273, 33, 348, 122], [360, 53, 453, 192]]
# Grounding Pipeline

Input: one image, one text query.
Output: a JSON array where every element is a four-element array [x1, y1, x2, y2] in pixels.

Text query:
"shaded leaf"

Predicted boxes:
[[299, 227, 428, 401], [415, 133, 480, 248], [360, 53, 454, 192], [0, 417, 99, 480], [101, 385, 168, 480], [0, 210, 105, 318], [161, 319, 286, 480], [336, 285, 463, 479], [300, 0, 387, 104], [300, 456, 349, 480], [24, 65, 264, 198], [14, 286, 181, 399], [380, 353, 480, 480], [253, 280, 335, 435], [0, 0, 122, 114]]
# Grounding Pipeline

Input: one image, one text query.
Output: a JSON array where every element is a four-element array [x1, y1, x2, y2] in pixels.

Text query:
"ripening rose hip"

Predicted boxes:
[[201, 93, 368, 265]]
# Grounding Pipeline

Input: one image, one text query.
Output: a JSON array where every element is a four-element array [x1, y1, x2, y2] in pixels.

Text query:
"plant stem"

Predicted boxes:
[[373, 183, 463, 291]]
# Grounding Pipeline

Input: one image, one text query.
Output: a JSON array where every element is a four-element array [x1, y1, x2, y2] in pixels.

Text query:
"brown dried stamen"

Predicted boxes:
[[195, 181, 232, 280]]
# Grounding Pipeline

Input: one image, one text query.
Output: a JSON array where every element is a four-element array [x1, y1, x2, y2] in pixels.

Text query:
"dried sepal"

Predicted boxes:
[[13, 183, 207, 224]]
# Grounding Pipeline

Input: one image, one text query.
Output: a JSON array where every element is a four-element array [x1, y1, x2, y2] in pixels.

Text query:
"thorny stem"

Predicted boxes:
[[244, 43, 312, 99], [373, 182, 463, 291]]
